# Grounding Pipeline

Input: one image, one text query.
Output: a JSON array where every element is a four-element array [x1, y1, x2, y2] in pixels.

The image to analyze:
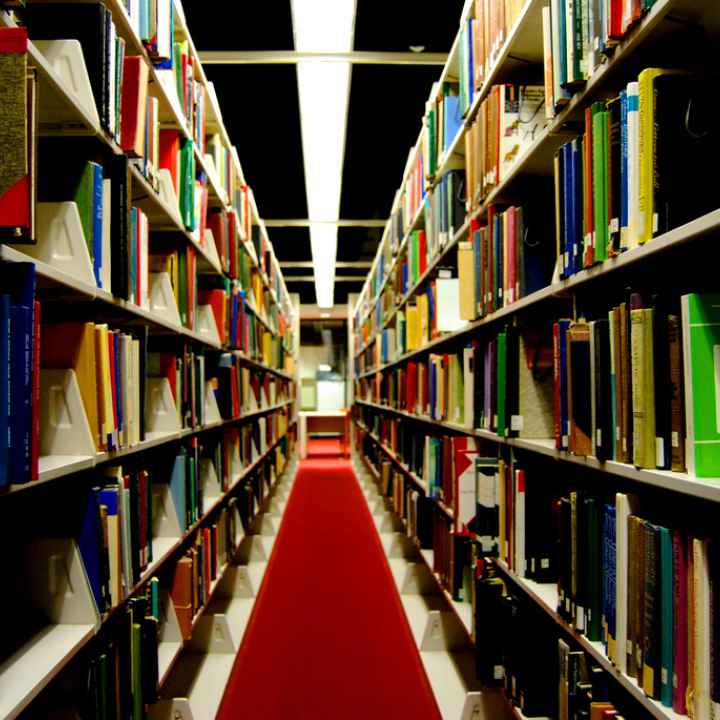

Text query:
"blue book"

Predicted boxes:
[[79, 492, 106, 613], [169, 453, 187, 531], [558, 319, 571, 449], [619, 90, 629, 247], [443, 90, 462, 153], [571, 138, 583, 275], [5, 263, 36, 484], [0, 295, 9, 487], [602, 503, 616, 654], [91, 162, 103, 287]]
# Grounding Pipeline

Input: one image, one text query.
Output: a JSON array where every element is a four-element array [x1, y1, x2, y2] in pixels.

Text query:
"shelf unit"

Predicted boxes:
[[350, 0, 720, 718], [0, 1, 300, 718]]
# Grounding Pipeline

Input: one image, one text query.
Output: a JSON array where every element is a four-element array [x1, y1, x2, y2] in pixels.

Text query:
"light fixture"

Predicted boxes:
[[291, 0, 356, 309], [318, 363, 332, 372], [320, 312, 331, 318]]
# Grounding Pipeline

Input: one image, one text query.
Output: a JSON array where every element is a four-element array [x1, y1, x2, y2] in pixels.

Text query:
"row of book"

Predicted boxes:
[[458, 203, 555, 319], [422, 82, 464, 177], [358, 288, 720, 478], [555, 69, 720, 278], [71, 435, 292, 718], [543, 0, 660, 116], [170, 497, 241, 639], [465, 83, 546, 211]]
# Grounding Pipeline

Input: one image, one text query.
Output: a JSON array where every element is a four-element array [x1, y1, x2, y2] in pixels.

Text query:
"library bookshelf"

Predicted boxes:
[[0, 0, 299, 718], [351, 0, 720, 718]]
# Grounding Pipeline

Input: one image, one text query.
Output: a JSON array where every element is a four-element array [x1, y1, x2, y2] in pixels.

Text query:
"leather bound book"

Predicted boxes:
[[668, 314, 685, 472], [642, 521, 660, 698], [567, 321, 592, 456], [630, 304, 656, 468]]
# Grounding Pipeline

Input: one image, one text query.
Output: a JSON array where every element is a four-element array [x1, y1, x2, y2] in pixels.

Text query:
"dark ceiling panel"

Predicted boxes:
[[340, 64, 439, 219], [183, 0, 293, 51], [264, 227, 310, 262], [337, 227, 381, 262], [354, 0, 464, 52], [203, 64, 307, 219]]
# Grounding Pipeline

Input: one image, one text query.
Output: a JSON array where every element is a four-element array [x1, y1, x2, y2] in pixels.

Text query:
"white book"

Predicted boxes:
[[435, 273, 465, 332], [565, 0, 576, 85], [156, 0, 173, 62], [108, 23, 116, 137], [463, 346, 474, 430], [614, 492, 638, 673], [101, 178, 112, 292], [550, 0, 570, 98], [119, 334, 130, 449], [626, 81, 641, 249], [131, 339, 140, 446]]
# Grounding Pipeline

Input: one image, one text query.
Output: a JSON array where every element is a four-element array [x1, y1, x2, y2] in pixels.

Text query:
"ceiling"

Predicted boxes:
[[183, 0, 464, 306]]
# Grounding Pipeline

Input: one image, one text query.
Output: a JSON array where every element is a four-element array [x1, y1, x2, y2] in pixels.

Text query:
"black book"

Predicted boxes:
[[651, 298, 672, 469], [472, 344, 484, 430], [129, 473, 141, 584], [106, 154, 131, 301], [505, 325, 520, 438], [557, 496, 572, 622], [653, 74, 720, 236], [592, 319, 613, 462], [474, 573, 505, 685], [141, 616, 160, 703], [606, 95, 622, 253], [415, 494, 434, 549], [24, 3, 111, 131]]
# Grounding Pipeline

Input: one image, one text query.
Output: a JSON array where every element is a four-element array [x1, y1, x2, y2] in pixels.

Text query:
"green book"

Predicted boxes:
[[681, 293, 720, 476], [179, 138, 195, 230], [592, 103, 608, 261], [131, 622, 142, 720], [496, 329, 507, 436], [427, 105, 437, 177], [74, 161, 95, 260], [178, 251, 187, 325]]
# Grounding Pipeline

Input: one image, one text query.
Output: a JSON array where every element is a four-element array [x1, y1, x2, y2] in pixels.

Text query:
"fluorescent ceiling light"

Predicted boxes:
[[310, 224, 337, 308], [318, 363, 332, 372], [291, 0, 356, 309]]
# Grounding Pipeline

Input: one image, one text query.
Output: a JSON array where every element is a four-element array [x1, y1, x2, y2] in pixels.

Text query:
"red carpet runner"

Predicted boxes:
[[216, 442, 441, 720]]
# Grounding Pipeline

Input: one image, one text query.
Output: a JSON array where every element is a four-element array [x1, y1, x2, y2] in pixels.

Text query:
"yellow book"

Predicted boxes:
[[406, 304, 419, 351], [418, 292, 429, 344], [94, 323, 114, 449], [263, 331, 272, 367], [457, 241, 476, 321], [630, 307, 656, 468]]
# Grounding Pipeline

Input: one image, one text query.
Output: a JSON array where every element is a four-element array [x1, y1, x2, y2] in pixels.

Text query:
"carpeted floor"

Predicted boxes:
[[216, 442, 441, 720]]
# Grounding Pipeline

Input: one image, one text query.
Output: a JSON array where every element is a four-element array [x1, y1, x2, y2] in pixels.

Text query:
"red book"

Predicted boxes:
[[672, 530, 688, 713], [199, 288, 227, 344], [197, 182, 208, 247], [583, 108, 595, 267], [228, 210, 238, 279], [417, 230, 428, 276], [31, 300, 40, 481], [609, 0, 623, 39], [158, 130, 181, 196], [487, 206, 496, 314], [0, 28, 32, 237], [120, 56, 149, 157], [406, 361, 417, 413]]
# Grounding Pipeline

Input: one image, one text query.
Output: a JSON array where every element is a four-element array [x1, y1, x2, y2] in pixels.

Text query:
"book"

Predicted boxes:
[[681, 293, 720, 477]]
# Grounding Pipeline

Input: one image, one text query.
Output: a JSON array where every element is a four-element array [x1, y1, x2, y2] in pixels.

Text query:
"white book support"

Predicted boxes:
[[251, 512, 278, 537], [33, 40, 100, 127], [145, 377, 182, 435], [157, 169, 184, 228], [196, 305, 221, 346], [16, 203, 96, 288], [0, 540, 100, 719], [203, 382, 222, 425], [199, 459, 222, 507], [189, 613, 237, 655], [149, 272, 182, 327], [153, 483, 183, 540], [202, 229, 223, 274], [157, 590, 183, 684], [40, 369, 96, 459]]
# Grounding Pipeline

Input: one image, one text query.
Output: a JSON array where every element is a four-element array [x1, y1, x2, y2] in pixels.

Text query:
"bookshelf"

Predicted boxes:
[[0, 1, 299, 718], [351, 0, 720, 718]]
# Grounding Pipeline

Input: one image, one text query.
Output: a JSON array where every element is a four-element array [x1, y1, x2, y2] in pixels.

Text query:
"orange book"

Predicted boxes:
[[199, 288, 227, 344], [159, 129, 181, 195], [171, 555, 193, 640]]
